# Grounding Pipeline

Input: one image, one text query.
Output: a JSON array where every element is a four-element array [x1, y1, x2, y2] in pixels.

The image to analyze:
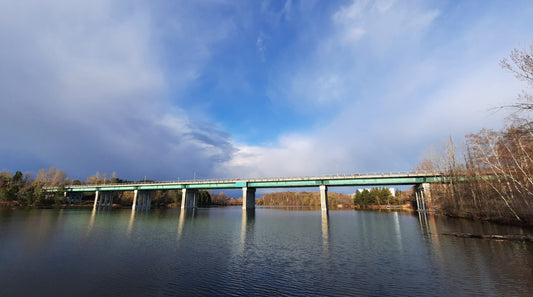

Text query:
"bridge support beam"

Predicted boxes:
[[65, 192, 82, 204], [93, 191, 99, 208], [415, 183, 432, 211], [242, 187, 256, 210], [93, 191, 113, 209], [320, 185, 329, 212], [181, 188, 198, 209], [132, 190, 152, 210]]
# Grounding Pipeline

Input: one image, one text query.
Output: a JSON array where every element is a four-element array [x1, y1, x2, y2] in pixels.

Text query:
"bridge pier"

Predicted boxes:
[[66, 192, 82, 204], [415, 183, 432, 211], [181, 188, 198, 209], [132, 190, 152, 210], [93, 191, 114, 209], [242, 187, 256, 210], [93, 191, 99, 208], [320, 185, 329, 212], [64, 191, 78, 204]]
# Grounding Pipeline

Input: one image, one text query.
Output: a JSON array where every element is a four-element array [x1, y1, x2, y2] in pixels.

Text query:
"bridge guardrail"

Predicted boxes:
[[48, 171, 443, 190]]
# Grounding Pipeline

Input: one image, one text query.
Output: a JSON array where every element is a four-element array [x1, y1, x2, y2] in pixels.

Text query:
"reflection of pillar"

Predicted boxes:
[[320, 185, 329, 212], [321, 211, 329, 254], [177, 208, 197, 242], [240, 209, 255, 248], [242, 187, 256, 210], [181, 189, 198, 209], [177, 208, 186, 241], [127, 210, 135, 235]]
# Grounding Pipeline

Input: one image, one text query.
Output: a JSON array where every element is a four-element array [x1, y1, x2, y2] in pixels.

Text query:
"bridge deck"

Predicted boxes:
[[51, 173, 443, 192]]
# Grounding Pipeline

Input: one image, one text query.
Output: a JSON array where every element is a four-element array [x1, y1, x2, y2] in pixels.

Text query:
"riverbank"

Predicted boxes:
[[443, 232, 533, 242]]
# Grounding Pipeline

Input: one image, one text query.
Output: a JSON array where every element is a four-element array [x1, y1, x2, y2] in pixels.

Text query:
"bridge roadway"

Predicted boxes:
[[56, 172, 442, 211]]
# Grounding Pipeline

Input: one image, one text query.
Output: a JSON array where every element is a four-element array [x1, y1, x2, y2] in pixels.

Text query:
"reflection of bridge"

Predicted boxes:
[[53, 172, 442, 211]]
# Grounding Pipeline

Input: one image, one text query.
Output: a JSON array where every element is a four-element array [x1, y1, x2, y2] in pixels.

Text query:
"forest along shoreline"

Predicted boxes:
[[2, 159, 533, 229], [0, 172, 411, 211], [2, 169, 533, 241]]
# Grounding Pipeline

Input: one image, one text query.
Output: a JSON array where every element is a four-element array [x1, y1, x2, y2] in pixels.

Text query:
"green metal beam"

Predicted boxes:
[[49, 174, 445, 193]]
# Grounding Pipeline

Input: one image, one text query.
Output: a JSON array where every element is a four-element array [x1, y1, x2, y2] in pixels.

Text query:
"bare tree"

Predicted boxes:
[[34, 167, 68, 186], [500, 45, 533, 113]]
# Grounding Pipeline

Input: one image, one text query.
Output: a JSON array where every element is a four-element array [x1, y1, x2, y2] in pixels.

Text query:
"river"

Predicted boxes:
[[0, 207, 532, 296]]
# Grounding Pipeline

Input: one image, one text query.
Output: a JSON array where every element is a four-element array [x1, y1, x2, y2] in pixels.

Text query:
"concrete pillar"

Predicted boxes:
[[93, 192, 113, 209], [139, 191, 144, 209], [99, 192, 105, 207], [415, 183, 431, 211], [181, 189, 198, 209], [132, 190, 138, 210], [132, 190, 152, 210], [93, 191, 99, 208], [320, 185, 329, 212], [242, 187, 256, 210], [141, 191, 152, 210], [422, 183, 431, 210], [415, 190, 421, 211]]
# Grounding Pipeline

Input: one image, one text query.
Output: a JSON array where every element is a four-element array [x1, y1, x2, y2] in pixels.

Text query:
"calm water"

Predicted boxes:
[[0, 207, 532, 297]]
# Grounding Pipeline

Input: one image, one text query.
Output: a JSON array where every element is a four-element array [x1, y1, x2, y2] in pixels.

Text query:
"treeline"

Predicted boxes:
[[257, 191, 353, 208], [417, 45, 533, 226], [0, 167, 68, 206], [418, 125, 533, 225], [0, 167, 221, 208], [353, 188, 408, 207]]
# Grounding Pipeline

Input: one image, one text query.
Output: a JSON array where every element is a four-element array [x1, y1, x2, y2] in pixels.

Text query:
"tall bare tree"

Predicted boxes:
[[500, 45, 533, 114]]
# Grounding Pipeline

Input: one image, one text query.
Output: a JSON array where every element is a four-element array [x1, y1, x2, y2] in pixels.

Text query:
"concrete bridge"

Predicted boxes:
[[54, 172, 442, 211]]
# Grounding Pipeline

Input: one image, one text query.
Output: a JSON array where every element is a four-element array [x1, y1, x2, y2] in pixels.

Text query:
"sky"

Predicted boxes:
[[1, 0, 532, 182]]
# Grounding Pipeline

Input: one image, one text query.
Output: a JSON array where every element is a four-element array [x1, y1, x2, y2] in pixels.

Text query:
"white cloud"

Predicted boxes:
[[220, 0, 530, 178], [0, 0, 236, 180], [1, 0, 531, 183]]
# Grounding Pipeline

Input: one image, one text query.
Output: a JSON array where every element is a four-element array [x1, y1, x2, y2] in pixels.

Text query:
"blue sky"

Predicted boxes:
[[0, 0, 532, 181]]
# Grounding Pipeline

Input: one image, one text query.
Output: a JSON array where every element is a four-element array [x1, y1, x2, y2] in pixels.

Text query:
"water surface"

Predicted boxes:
[[0, 207, 531, 296]]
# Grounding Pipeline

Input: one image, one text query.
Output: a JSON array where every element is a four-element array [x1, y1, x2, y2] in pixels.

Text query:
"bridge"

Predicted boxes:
[[53, 172, 442, 211]]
